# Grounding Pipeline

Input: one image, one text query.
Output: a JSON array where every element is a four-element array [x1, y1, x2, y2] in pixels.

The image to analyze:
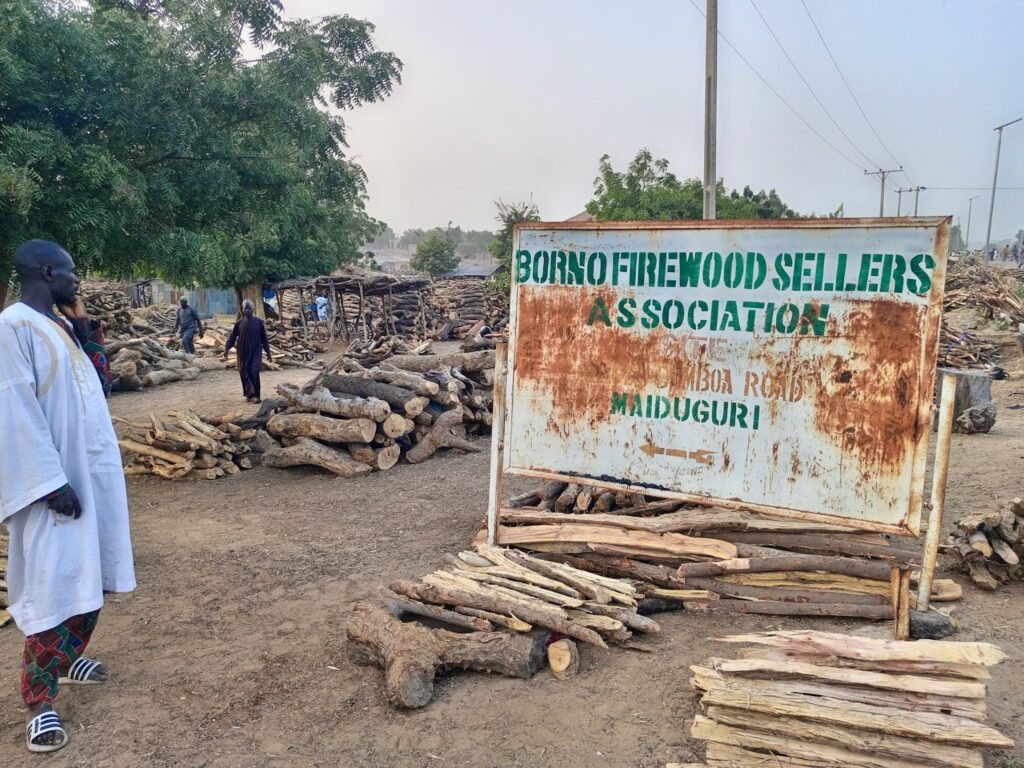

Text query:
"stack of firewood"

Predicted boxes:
[[255, 350, 495, 476], [0, 528, 9, 628], [496, 482, 961, 621], [346, 543, 677, 707], [946, 499, 1024, 590], [114, 409, 257, 479], [184, 320, 326, 370], [82, 282, 134, 336], [674, 630, 1012, 768], [107, 336, 207, 391], [127, 303, 177, 335], [939, 322, 1000, 368]]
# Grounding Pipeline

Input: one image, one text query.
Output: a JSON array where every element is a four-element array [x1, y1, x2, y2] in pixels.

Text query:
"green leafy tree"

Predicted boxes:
[[411, 235, 460, 276], [585, 149, 797, 222], [488, 199, 540, 292], [0, 0, 401, 303]]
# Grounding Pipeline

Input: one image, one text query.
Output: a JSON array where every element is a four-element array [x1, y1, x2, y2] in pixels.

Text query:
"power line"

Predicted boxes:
[[928, 186, 1024, 191], [748, 0, 880, 169], [685, 0, 866, 173], [800, 0, 907, 176]]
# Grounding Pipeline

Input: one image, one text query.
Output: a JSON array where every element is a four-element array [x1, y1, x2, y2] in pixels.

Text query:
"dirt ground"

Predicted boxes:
[[2, 361, 1024, 767]]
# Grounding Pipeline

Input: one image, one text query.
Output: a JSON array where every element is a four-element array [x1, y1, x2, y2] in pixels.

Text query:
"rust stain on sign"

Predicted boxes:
[[503, 218, 950, 535]]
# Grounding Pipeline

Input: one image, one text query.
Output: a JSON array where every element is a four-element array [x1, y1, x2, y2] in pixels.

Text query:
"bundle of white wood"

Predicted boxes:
[[947, 498, 1024, 590], [672, 629, 1012, 768], [256, 350, 495, 476], [347, 544, 677, 708], [498, 482, 961, 621], [0, 528, 10, 628], [114, 409, 256, 480]]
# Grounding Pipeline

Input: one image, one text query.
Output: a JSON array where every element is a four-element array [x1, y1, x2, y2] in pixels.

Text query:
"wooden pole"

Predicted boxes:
[[298, 287, 309, 340], [358, 283, 366, 340], [486, 342, 508, 545], [917, 372, 956, 611], [338, 288, 350, 342], [896, 567, 912, 640]]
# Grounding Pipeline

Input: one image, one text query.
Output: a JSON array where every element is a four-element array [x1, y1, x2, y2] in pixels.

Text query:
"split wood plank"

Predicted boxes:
[[495, 524, 737, 560]]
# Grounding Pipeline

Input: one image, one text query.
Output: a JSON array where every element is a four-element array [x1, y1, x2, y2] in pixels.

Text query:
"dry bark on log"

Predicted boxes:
[[277, 384, 391, 421], [262, 437, 373, 477], [405, 408, 480, 463], [389, 579, 607, 649], [322, 374, 429, 417], [677, 554, 894, 582], [267, 412, 376, 443], [386, 350, 495, 373], [546, 553, 685, 588], [143, 367, 200, 387], [555, 483, 581, 512], [346, 601, 547, 708], [498, 524, 737, 561], [347, 443, 401, 470], [382, 591, 492, 631]]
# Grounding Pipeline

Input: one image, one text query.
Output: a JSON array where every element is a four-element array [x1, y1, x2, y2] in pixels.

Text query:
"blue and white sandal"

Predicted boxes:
[[58, 657, 107, 686], [26, 709, 69, 753]]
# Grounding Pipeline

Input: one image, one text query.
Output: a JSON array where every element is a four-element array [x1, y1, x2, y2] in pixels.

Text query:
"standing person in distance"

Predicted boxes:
[[224, 299, 272, 403], [0, 240, 136, 753], [172, 296, 204, 354]]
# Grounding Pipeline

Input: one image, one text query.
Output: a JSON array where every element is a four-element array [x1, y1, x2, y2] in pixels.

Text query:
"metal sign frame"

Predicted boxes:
[[492, 217, 950, 537]]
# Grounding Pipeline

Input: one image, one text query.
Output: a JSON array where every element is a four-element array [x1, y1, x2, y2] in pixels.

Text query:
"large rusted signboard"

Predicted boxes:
[[503, 218, 950, 535]]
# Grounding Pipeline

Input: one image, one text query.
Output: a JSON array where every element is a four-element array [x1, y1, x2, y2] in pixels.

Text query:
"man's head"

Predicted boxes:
[[242, 299, 255, 317], [12, 240, 79, 305], [180, 297, 188, 307]]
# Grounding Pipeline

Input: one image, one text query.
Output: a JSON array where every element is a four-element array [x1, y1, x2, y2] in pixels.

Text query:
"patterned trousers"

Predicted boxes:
[[21, 611, 100, 708]]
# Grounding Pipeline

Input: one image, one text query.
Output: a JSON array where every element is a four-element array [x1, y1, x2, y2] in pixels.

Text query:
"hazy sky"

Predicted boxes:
[[282, 0, 1023, 244]]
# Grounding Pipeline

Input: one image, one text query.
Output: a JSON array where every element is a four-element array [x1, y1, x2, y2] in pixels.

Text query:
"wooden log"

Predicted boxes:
[[371, 366, 440, 395], [719, 532, 919, 564], [118, 438, 191, 466], [497, 524, 736, 561], [968, 529, 994, 557], [322, 374, 429, 417], [262, 437, 373, 477], [735, 646, 992, 680], [277, 384, 391, 421], [593, 492, 616, 513], [717, 629, 1007, 667], [143, 367, 200, 387], [547, 553, 684, 588], [697, 710, 981, 768], [693, 676, 1010, 746], [379, 413, 411, 438], [712, 599, 892, 619], [678, 555, 894, 582], [347, 443, 400, 470], [574, 485, 596, 512], [388, 579, 607, 649], [267, 412, 376, 444], [345, 601, 547, 708], [451, 606, 532, 632], [554, 483, 581, 513], [684, 576, 889, 605], [387, 350, 495, 373], [547, 639, 580, 680], [406, 408, 481, 463], [500, 549, 629, 605], [382, 591, 492, 631]]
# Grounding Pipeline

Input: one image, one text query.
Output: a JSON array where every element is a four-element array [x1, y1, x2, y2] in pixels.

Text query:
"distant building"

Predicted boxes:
[[564, 211, 597, 222]]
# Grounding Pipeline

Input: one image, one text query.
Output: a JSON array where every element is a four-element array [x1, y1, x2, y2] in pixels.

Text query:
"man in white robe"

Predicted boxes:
[[0, 240, 135, 752]]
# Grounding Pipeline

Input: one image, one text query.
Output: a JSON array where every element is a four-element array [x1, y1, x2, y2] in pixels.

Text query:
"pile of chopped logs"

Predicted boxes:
[[939, 323, 1000, 368], [82, 282, 134, 335], [129, 303, 177, 335], [673, 630, 1012, 768], [346, 543, 670, 708], [114, 409, 257, 480], [495, 482, 961, 627], [107, 336, 207, 391], [946, 499, 1024, 590], [253, 350, 495, 476], [0, 528, 9, 628]]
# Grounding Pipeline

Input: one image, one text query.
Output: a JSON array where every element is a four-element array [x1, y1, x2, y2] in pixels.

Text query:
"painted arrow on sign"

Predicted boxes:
[[640, 443, 716, 466]]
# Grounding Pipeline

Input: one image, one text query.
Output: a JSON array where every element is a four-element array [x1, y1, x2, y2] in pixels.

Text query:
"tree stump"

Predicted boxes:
[[346, 601, 548, 708]]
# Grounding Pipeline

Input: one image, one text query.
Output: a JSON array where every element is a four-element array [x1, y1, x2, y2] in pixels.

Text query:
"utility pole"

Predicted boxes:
[[911, 186, 927, 216], [702, 0, 718, 220], [895, 187, 908, 216], [864, 168, 902, 216], [984, 117, 1022, 252], [966, 195, 980, 250]]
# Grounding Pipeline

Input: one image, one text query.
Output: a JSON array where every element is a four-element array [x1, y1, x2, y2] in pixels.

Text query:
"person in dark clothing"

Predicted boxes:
[[172, 297, 204, 354], [223, 300, 272, 402]]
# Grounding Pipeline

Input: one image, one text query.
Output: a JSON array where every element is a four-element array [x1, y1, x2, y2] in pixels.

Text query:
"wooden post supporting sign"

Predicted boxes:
[[486, 342, 508, 545]]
